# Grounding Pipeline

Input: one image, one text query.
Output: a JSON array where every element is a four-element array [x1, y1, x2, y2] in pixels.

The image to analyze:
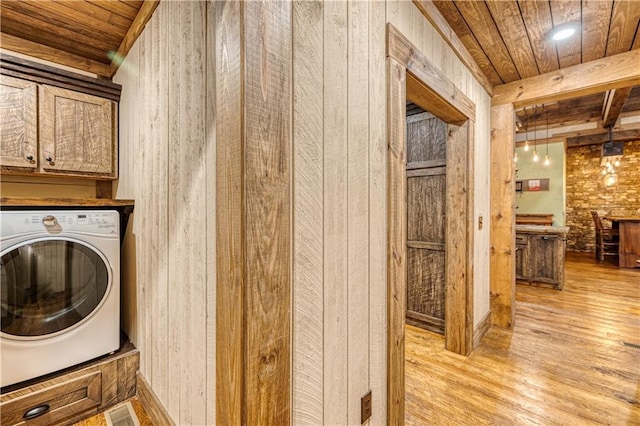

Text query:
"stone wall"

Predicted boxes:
[[566, 139, 640, 252]]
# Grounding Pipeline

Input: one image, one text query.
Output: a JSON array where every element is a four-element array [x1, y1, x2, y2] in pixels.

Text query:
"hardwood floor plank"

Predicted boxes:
[[406, 252, 640, 425]]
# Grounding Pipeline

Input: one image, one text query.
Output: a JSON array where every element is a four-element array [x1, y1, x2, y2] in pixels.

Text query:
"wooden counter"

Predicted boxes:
[[515, 225, 568, 289], [605, 217, 640, 268], [516, 213, 554, 226]]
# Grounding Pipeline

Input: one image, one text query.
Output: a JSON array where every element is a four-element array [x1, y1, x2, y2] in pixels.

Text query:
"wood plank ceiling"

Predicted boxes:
[[0, 0, 158, 78], [432, 0, 640, 142]]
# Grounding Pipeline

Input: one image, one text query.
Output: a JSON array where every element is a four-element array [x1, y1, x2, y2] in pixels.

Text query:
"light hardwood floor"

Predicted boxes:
[[406, 251, 640, 425]]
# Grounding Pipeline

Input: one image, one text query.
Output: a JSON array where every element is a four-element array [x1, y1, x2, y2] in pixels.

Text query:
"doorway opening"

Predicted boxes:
[[386, 24, 476, 423]]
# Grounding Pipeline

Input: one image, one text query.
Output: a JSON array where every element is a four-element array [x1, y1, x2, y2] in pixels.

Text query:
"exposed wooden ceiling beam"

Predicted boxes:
[[492, 49, 640, 107], [602, 87, 632, 128], [566, 128, 640, 147], [108, 0, 160, 77], [412, 0, 493, 95], [0, 32, 110, 76]]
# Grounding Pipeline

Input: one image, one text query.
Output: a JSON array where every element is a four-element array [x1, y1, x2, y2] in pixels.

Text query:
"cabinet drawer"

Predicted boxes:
[[1, 372, 101, 426]]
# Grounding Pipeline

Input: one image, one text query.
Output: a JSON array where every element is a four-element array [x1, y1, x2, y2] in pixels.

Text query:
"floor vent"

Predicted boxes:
[[105, 402, 140, 426], [622, 341, 640, 350]]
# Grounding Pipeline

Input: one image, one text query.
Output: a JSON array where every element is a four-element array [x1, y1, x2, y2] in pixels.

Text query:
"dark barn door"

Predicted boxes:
[[405, 110, 447, 334]]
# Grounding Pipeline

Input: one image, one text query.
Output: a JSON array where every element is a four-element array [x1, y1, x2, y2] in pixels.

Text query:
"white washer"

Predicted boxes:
[[1, 210, 120, 387]]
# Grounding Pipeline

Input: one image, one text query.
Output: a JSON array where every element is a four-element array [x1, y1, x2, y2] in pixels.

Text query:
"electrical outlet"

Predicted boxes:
[[361, 390, 372, 423]]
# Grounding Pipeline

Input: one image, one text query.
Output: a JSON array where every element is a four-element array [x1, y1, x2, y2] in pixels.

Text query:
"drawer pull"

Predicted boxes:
[[23, 404, 50, 420]]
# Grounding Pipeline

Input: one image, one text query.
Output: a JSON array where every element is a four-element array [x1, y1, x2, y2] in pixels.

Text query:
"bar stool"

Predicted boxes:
[[590, 211, 619, 263]]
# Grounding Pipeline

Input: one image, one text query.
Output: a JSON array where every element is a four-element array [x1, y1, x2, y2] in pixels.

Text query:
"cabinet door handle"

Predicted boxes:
[[26, 155, 35, 163], [23, 404, 50, 420]]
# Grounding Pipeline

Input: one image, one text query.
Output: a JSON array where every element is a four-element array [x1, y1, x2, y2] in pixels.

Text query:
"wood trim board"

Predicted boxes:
[[411, 0, 494, 96], [490, 103, 516, 328], [136, 373, 175, 426], [0, 33, 111, 77], [108, 0, 160, 77], [215, 1, 292, 424], [1, 53, 121, 101], [473, 310, 492, 348]]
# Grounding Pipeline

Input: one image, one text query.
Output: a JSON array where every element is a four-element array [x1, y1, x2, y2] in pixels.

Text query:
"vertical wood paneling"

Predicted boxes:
[[165, 6, 181, 419], [136, 21, 149, 384], [214, 0, 242, 424], [205, 1, 216, 425], [323, 1, 349, 424], [114, 2, 211, 425], [347, 0, 370, 423], [243, 1, 292, 423], [178, 4, 206, 424], [148, 2, 169, 407], [292, 1, 324, 424], [112, 3, 493, 424], [368, 0, 387, 423]]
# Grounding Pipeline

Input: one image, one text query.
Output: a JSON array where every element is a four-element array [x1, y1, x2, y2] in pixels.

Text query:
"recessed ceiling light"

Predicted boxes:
[[553, 28, 575, 40], [548, 22, 580, 41]]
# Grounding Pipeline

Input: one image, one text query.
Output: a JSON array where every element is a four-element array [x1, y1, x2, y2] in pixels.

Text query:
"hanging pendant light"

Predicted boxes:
[[543, 107, 550, 166], [522, 106, 530, 151], [532, 105, 538, 161]]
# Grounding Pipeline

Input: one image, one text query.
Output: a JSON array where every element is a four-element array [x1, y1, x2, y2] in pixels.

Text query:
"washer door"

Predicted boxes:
[[1, 238, 111, 339]]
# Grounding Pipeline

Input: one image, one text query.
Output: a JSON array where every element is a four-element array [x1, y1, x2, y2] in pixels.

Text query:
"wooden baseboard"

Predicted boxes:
[[136, 372, 175, 426], [473, 311, 492, 348]]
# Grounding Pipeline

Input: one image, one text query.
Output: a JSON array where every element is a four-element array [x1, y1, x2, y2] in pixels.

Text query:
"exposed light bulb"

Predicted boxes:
[[544, 154, 550, 166], [601, 168, 607, 175], [614, 160, 620, 167], [524, 140, 530, 152], [532, 150, 539, 162]]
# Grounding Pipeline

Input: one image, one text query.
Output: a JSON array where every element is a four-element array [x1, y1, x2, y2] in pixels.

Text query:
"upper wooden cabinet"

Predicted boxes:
[[0, 54, 121, 180], [0, 75, 38, 169], [39, 85, 116, 176]]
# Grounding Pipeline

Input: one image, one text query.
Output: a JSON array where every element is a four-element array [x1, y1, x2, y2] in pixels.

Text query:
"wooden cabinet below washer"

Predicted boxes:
[[0, 342, 138, 426]]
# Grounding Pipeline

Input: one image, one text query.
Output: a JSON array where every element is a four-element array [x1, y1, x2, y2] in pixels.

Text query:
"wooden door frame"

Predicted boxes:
[[386, 24, 476, 424]]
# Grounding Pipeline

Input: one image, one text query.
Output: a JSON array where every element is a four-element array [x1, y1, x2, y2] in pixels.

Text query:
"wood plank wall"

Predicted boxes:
[[112, 1, 491, 424], [113, 1, 213, 424]]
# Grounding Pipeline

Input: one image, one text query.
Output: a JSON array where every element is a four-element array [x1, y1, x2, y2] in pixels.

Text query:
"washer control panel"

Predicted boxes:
[[2, 210, 119, 237]]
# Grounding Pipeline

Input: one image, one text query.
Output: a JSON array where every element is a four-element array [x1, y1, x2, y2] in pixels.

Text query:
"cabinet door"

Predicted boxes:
[[530, 235, 560, 285], [0, 75, 38, 169], [39, 85, 116, 177], [515, 234, 528, 280], [515, 244, 527, 280]]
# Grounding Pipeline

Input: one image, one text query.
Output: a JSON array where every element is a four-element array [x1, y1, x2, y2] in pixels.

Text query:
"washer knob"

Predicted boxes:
[[42, 215, 58, 227]]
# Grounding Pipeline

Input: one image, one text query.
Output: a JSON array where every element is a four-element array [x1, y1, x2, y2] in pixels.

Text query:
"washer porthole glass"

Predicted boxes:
[[1, 240, 109, 337]]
